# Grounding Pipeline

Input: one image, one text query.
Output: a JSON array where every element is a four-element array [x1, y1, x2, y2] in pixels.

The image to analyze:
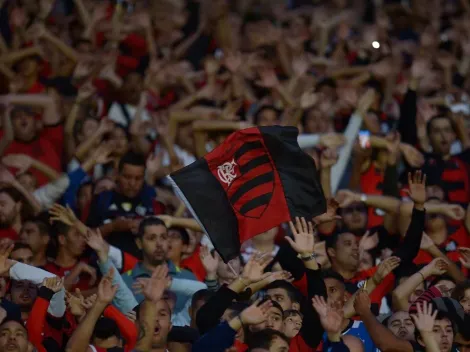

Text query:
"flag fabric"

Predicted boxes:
[[167, 125, 326, 262]]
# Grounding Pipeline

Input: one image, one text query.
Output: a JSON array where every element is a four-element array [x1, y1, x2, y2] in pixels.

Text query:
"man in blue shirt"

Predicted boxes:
[[121, 217, 198, 312]]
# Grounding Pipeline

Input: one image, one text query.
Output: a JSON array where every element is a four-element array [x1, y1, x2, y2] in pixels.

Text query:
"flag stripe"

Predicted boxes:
[[229, 171, 274, 205], [239, 193, 273, 215], [235, 141, 264, 160], [239, 155, 271, 174]]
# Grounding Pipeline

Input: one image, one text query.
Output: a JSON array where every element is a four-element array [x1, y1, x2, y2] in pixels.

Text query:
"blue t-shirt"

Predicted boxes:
[[322, 320, 379, 352]]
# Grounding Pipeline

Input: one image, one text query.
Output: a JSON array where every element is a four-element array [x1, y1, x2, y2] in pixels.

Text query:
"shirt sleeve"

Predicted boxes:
[[192, 322, 237, 352], [33, 174, 70, 209]]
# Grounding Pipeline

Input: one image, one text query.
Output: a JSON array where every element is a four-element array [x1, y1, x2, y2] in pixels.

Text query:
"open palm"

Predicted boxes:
[[312, 295, 342, 334], [286, 217, 315, 255], [406, 171, 426, 205]]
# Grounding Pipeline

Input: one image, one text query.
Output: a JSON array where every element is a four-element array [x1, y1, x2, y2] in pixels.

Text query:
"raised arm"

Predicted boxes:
[[65, 269, 117, 352], [392, 258, 448, 311], [354, 290, 413, 352]]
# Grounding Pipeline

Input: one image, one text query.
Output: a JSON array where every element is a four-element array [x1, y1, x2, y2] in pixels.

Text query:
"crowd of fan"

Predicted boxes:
[[1, 0, 470, 351]]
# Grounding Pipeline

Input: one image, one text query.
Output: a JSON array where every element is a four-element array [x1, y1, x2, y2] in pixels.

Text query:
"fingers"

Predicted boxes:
[[257, 299, 273, 313]]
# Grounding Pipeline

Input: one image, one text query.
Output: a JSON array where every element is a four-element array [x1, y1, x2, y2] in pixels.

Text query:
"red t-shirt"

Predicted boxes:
[[0, 125, 63, 186], [0, 227, 18, 241], [44, 260, 95, 291], [413, 226, 470, 266], [181, 245, 206, 282], [360, 164, 385, 228]]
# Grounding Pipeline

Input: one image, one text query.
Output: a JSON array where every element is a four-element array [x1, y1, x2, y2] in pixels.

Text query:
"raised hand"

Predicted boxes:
[[84, 229, 109, 262], [286, 217, 315, 255], [142, 265, 170, 303], [320, 149, 339, 169], [442, 204, 466, 221], [264, 270, 293, 284], [353, 289, 371, 316], [199, 246, 219, 280], [1, 154, 33, 174], [405, 171, 426, 207], [458, 247, 470, 269], [76, 262, 97, 287], [256, 69, 280, 89], [240, 299, 273, 325], [411, 303, 437, 333], [241, 253, 273, 285], [420, 233, 435, 251], [359, 231, 379, 253], [423, 258, 448, 277], [224, 52, 242, 73], [65, 289, 87, 317], [319, 133, 346, 150], [49, 204, 79, 227], [299, 90, 318, 109], [97, 268, 117, 305], [0, 240, 14, 276], [42, 277, 64, 293], [400, 144, 424, 168], [336, 190, 360, 208], [313, 199, 341, 225], [372, 256, 401, 284], [312, 295, 342, 334]]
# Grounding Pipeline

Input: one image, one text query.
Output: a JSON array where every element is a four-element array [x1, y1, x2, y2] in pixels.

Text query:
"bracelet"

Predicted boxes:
[[418, 271, 425, 283], [298, 253, 316, 262]]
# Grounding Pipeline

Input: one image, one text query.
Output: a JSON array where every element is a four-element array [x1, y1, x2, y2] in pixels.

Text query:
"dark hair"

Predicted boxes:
[[265, 280, 301, 305], [11, 243, 32, 253], [452, 281, 470, 302], [191, 289, 214, 308], [0, 187, 33, 221], [414, 310, 454, 342], [253, 105, 280, 125], [169, 227, 190, 245], [137, 217, 167, 238], [315, 78, 337, 91], [429, 274, 456, 288], [269, 299, 283, 315], [225, 301, 250, 320], [246, 329, 289, 350], [322, 269, 346, 285], [283, 309, 303, 320], [325, 232, 342, 251], [93, 317, 121, 341], [118, 151, 146, 172], [426, 115, 455, 137], [23, 213, 51, 237]]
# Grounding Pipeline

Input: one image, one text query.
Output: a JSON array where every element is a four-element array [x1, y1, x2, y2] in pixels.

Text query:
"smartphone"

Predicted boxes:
[[359, 130, 371, 149]]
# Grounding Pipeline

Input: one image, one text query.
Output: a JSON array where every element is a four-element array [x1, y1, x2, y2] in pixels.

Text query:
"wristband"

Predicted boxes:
[[298, 253, 316, 262], [418, 271, 425, 283]]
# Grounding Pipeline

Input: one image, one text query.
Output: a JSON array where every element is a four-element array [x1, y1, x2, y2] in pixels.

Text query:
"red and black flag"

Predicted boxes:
[[167, 126, 326, 262]]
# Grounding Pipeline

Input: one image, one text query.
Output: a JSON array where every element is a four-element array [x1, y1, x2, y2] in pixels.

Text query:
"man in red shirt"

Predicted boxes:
[[0, 94, 62, 186], [0, 187, 24, 241], [44, 222, 97, 293]]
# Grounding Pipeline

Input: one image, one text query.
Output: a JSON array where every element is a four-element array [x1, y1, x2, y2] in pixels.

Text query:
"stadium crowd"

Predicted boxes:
[[1, 0, 470, 351]]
